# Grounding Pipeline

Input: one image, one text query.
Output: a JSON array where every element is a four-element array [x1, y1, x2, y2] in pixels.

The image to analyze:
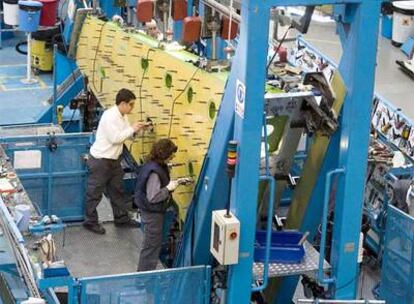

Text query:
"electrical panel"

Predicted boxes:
[[210, 210, 240, 265]]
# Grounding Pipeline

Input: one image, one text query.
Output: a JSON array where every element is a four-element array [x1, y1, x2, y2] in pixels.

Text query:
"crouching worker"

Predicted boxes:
[[135, 139, 181, 271]]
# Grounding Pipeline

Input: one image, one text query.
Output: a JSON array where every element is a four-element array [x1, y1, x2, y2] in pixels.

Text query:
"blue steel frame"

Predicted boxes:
[[224, 0, 381, 301], [275, 2, 381, 302], [78, 266, 212, 304], [286, 34, 414, 264], [1, 132, 91, 221], [176, 0, 381, 303]]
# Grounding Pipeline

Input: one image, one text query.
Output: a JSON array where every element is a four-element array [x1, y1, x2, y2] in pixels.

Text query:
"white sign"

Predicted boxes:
[[235, 79, 245, 118], [14, 150, 42, 169]]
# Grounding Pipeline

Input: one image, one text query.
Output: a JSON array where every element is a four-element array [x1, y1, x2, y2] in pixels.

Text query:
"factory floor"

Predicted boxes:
[[0, 37, 54, 125], [51, 196, 148, 278]]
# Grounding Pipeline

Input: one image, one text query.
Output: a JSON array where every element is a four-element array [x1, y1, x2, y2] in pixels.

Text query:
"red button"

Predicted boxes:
[[230, 232, 238, 240]]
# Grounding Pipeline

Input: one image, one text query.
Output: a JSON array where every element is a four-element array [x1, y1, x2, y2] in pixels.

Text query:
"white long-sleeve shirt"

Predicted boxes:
[[90, 106, 135, 160]]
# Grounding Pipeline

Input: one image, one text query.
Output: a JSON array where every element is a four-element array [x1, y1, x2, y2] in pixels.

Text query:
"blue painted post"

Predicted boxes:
[[331, 0, 381, 299], [173, 21, 183, 42], [99, 0, 121, 19], [226, 1, 269, 303], [47, 145, 53, 215], [52, 44, 58, 125], [170, 0, 193, 41], [187, 0, 193, 15]]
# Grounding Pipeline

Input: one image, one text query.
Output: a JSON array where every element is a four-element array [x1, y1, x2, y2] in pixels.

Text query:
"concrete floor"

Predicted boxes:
[[0, 37, 54, 125], [302, 21, 414, 119]]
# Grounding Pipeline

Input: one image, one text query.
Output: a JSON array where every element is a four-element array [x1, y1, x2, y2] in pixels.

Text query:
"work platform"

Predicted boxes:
[[253, 241, 330, 279]]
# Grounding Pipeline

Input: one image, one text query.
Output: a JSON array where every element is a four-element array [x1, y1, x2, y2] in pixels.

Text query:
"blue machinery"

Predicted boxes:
[[0, 128, 91, 221], [175, 1, 381, 303]]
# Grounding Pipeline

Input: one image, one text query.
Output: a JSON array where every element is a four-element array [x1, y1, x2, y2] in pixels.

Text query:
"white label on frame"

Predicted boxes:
[[235, 79, 245, 119]]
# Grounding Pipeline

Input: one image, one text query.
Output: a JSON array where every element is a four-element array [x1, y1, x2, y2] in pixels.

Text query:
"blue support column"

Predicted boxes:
[[173, 21, 183, 41], [226, 2, 269, 303], [205, 37, 227, 60], [175, 1, 382, 302], [99, 0, 121, 18], [173, 0, 193, 41], [331, 1, 381, 299]]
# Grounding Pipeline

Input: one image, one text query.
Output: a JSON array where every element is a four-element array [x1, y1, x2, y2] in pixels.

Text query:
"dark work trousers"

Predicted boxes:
[[137, 211, 164, 271], [84, 155, 129, 224]]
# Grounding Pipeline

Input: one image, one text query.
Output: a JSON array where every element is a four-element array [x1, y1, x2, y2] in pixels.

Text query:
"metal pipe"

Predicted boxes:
[[318, 167, 345, 286], [0, 197, 25, 244], [201, 0, 241, 23], [163, 10, 168, 37], [53, 44, 58, 124], [211, 30, 217, 60], [227, 0, 234, 41], [251, 113, 274, 292], [47, 142, 53, 215], [297, 300, 385, 304], [17, 170, 87, 179], [0, 28, 19, 32], [26, 33, 32, 81]]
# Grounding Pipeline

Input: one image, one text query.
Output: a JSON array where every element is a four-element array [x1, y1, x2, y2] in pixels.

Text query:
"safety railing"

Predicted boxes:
[[78, 266, 211, 304], [380, 205, 414, 304], [252, 112, 276, 292], [0, 132, 91, 221], [318, 167, 345, 286]]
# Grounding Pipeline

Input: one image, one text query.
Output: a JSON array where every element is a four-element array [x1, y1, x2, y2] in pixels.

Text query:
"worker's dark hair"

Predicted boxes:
[[150, 139, 178, 163], [115, 88, 136, 105]]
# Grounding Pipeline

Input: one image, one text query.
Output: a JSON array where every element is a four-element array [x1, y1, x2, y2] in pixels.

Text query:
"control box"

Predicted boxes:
[[210, 210, 240, 265]]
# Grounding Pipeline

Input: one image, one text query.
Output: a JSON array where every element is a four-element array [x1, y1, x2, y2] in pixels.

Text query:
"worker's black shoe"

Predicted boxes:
[[114, 218, 140, 228], [83, 222, 106, 234]]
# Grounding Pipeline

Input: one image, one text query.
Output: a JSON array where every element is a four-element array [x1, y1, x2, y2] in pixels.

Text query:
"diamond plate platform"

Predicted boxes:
[[253, 241, 330, 279]]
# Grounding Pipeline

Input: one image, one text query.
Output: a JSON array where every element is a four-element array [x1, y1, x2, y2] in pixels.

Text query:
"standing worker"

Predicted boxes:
[[135, 139, 186, 271], [390, 178, 414, 216], [83, 88, 148, 234], [145, 19, 164, 41]]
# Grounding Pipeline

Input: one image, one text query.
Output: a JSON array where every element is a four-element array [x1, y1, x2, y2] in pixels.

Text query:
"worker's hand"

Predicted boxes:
[[177, 177, 194, 185], [166, 180, 179, 192], [131, 122, 150, 132]]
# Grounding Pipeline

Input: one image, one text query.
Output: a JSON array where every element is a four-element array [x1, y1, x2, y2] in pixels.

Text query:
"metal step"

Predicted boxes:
[[253, 241, 330, 279]]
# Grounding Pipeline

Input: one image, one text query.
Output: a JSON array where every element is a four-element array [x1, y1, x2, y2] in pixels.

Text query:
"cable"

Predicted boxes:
[[138, 48, 156, 121], [333, 275, 358, 293], [167, 67, 201, 138], [63, 108, 77, 131], [137, 48, 155, 156], [266, 25, 293, 75], [15, 41, 28, 55], [91, 20, 107, 93], [225, 0, 234, 52]]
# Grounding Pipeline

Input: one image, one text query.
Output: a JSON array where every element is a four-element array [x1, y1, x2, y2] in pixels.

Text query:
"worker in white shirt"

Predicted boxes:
[[83, 88, 148, 234], [145, 19, 164, 41]]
